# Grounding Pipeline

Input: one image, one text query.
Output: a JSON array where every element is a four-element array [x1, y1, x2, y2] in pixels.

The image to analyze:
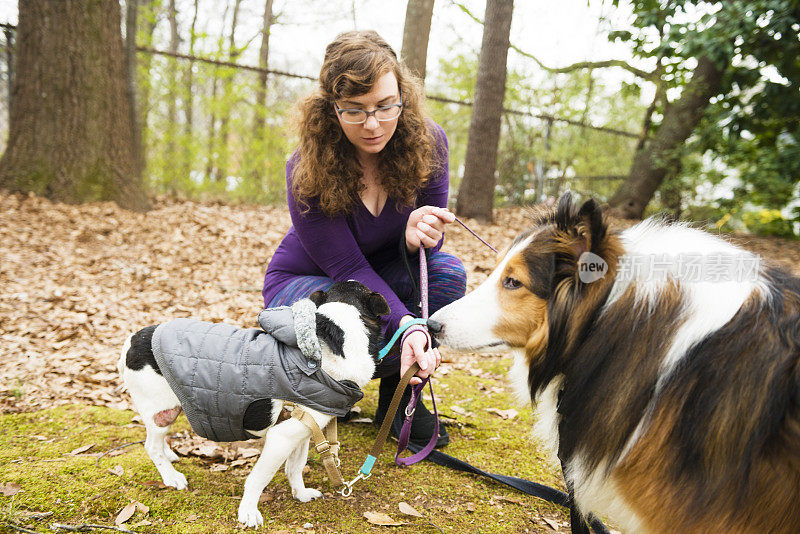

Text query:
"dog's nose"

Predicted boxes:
[[426, 319, 443, 334]]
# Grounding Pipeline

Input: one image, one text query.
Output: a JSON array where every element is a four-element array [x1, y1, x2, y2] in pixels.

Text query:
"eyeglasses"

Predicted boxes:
[[334, 101, 403, 124]]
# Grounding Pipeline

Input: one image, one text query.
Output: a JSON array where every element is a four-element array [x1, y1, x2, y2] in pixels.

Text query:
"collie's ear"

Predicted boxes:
[[366, 292, 391, 317], [577, 199, 607, 254], [309, 290, 327, 307], [555, 192, 575, 232]]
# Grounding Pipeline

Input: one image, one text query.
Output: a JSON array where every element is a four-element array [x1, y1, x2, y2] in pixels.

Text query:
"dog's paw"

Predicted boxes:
[[293, 488, 323, 503], [162, 471, 188, 490], [237, 505, 264, 528]]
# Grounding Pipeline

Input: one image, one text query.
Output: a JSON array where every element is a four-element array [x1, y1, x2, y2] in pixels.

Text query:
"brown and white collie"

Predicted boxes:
[[430, 193, 800, 533]]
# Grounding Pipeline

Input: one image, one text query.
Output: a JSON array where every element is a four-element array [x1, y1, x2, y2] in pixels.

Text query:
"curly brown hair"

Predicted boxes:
[[290, 30, 438, 217]]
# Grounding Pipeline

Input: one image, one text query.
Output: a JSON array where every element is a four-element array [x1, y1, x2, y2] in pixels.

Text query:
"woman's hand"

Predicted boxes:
[[405, 206, 456, 253], [399, 315, 441, 386]]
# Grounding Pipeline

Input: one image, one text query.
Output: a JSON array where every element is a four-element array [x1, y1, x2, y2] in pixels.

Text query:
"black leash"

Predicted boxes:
[[404, 442, 609, 533]]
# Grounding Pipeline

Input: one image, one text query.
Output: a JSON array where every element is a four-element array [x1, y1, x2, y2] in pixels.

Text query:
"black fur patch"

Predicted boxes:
[[242, 398, 275, 433], [316, 314, 346, 357], [126, 325, 160, 374]]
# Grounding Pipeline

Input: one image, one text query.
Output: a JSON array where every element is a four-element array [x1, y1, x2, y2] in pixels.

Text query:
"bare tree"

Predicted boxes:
[[401, 0, 435, 83], [165, 0, 180, 176], [182, 0, 200, 180], [216, 0, 244, 182], [254, 0, 275, 135], [455, 0, 514, 222], [607, 55, 725, 219], [0, 0, 148, 211], [137, 0, 160, 147], [125, 0, 144, 175]]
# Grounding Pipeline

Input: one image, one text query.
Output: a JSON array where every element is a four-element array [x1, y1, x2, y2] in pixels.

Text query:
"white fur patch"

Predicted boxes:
[[431, 234, 537, 351], [316, 302, 375, 387]]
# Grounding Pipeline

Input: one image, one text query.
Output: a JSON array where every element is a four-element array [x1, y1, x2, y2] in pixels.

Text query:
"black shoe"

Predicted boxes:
[[374, 373, 449, 449]]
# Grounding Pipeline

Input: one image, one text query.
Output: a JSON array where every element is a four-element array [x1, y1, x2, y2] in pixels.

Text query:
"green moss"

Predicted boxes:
[[1, 360, 572, 533]]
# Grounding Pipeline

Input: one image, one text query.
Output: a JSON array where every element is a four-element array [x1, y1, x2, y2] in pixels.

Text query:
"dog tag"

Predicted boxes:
[[307, 360, 317, 369]]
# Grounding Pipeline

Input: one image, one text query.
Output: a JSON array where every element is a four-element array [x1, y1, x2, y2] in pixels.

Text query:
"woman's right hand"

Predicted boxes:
[[399, 316, 441, 386], [405, 206, 455, 253]]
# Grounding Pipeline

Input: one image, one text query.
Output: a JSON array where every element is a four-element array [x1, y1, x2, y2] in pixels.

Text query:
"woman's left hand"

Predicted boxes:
[[405, 206, 455, 253]]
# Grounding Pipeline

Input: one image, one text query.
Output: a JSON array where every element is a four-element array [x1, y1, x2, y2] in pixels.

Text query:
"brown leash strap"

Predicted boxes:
[[338, 363, 421, 496], [369, 363, 420, 459]]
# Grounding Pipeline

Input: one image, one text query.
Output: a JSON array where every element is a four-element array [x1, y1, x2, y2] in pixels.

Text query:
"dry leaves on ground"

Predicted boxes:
[[1, 190, 798, 414]]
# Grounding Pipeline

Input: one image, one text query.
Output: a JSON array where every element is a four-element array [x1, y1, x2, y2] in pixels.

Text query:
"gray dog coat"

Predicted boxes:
[[151, 300, 364, 442]]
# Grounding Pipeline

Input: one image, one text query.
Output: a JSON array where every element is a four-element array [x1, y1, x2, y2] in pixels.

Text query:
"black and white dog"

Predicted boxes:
[[119, 281, 389, 528]]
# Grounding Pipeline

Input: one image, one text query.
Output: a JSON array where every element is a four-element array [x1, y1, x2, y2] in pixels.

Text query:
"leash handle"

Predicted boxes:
[[395, 377, 439, 466]]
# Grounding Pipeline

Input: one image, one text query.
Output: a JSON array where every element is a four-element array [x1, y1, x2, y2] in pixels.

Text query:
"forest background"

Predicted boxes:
[[0, 0, 798, 234]]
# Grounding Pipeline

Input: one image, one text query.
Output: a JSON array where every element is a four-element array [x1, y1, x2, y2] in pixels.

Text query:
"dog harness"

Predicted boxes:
[[151, 299, 364, 442]]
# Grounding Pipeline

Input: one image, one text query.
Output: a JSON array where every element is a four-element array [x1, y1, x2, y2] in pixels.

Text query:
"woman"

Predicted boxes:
[[262, 30, 466, 448]]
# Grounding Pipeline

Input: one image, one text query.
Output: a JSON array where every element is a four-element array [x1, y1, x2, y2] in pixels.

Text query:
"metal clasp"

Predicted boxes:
[[338, 471, 371, 497]]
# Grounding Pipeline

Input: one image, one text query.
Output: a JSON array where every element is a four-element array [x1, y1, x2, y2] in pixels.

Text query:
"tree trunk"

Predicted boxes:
[[0, 0, 148, 211], [401, 0, 435, 83], [125, 0, 144, 177], [607, 55, 725, 219], [254, 0, 274, 135], [136, 0, 159, 150], [217, 0, 243, 183], [455, 0, 514, 223], [183, 0, 199, 181], [165, 0, 180, 177]]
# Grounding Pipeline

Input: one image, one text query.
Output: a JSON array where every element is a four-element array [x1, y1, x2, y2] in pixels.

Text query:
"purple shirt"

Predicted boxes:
[[262, 122, 449, 336]]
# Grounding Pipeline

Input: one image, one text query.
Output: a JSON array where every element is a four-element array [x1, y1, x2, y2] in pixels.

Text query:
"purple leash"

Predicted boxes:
[[454, 216, 498, 254], [395, 217, 498, 467], [394, 247, 438, 466]]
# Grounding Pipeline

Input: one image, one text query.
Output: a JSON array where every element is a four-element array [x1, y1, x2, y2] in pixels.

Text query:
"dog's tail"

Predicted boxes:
[[116, 335, 132, 393]]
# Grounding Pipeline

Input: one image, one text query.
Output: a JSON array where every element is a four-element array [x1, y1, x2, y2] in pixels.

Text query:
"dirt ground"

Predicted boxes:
[[2, 191, 799, 533], [1, 190, 798, 414]]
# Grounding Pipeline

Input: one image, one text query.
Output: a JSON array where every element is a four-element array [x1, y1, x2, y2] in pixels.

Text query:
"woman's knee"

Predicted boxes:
[[427, 252, 467, 305]]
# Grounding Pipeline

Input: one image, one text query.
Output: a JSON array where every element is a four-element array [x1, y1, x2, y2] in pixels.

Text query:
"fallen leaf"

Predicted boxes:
[[115, 502, 137, 525], [131, 520, 152, 528], [186, 513, 198, 522], [69, 443, 95, 455], [350, 417, 373, 424], [142, 480, 168, 490], [543, 517, 560, 531], [135, 502, 149, 514], [1, 483, 21, 497], [108, 465, 124, 477], [495, 495, 525, 505], [195, 442, 223, 458], [258, 492, 275, 503], [210, 463, 229, 472], [229, 459, 249, 467], [238, 447, 261, 459], [486, 408, 519, 420], [364, 511, 403, 526], [466, 502, 476, 512], [398, 502, 423, 517]]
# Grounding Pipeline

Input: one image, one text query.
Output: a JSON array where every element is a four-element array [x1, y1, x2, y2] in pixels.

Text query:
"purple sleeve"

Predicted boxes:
[[416, 122, 450, 254], [285, 157, 412, 335]]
